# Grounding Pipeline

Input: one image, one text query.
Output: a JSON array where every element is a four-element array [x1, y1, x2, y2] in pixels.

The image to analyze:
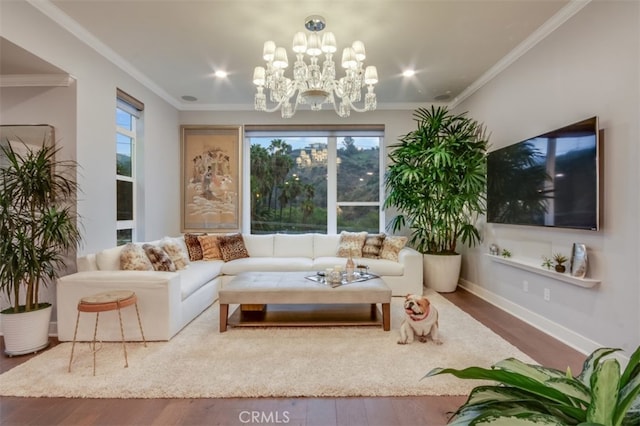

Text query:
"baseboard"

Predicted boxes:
[[458, 278, 611, 359]]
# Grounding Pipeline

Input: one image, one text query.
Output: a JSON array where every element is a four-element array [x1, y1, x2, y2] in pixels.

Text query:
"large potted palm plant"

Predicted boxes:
[[0, 141, 81, 355], [384, 106, 489, 292]]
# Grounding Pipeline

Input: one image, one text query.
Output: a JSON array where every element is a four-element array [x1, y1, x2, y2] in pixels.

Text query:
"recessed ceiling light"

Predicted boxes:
[[181, 95, 198, 102], [402, 69, 416, 77], [214, 70, 228, 78], [434, 94, 451, 101]]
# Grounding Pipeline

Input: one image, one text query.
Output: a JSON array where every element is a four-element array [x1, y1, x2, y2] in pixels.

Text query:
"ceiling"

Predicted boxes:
[[4, 0, 574, 111]]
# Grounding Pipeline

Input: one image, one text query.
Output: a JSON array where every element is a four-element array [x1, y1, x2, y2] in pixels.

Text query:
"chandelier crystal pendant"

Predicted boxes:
[[253, 15, 378, 118]]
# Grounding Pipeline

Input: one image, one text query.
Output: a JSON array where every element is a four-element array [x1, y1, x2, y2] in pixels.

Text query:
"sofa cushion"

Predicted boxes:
[[143, 243, 177, 272], [198, 234, 222, 260], [77, 254, 98, 272], [95, 245, 125, 271], [221, 257, 314, 275], [362, 233, 386, 259], [218, 233, 250, 261], [159, 237, 190, 270], [184, 233, 205, 261], [120, 243, 154, 271], [274, 234, 314, 258], [243, 234, 274, 257], [313, 234, 340, 258], [380, 236, 408, 262], [337, 231, 367, 257], [178, 260, 223, 300]]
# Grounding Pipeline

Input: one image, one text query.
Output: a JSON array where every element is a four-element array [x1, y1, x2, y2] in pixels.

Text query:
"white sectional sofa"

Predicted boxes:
[[56, 233, 423, 342]]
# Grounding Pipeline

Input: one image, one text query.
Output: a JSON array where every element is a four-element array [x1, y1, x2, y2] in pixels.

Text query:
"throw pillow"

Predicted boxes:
[[379, 235, 408, 262], [337, 231, 367, 258], [197, 234, 222, 260], [217, 233, 250, 262], [143, 243, 176, 272], [120, 243, 153, 271], [362, 233, 386, 259], [159, 237, 190, 270], [184, 233, 205, 261]]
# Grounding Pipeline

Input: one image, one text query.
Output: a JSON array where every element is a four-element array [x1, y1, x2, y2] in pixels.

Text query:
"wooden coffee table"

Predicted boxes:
[[218, 271, 392, 332]]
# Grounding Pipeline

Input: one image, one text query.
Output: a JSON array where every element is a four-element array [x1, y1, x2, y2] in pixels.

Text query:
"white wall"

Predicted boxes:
[[455, 1, 640, 355], [0, 1, 181, 256], [0, 2, 180, 326], [0, 83, 78, 322]]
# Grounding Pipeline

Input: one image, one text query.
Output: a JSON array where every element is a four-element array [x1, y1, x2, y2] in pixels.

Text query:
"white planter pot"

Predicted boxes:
[[423, 253, 462, 293], [1, 305, 52, 356]]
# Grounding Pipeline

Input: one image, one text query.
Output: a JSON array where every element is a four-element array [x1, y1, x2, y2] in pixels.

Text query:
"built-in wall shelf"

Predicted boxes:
[[485, 254, 600, 288]]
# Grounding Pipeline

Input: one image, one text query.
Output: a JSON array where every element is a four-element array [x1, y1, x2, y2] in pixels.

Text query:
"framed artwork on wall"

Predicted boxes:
[[180, 125, 243, 233]]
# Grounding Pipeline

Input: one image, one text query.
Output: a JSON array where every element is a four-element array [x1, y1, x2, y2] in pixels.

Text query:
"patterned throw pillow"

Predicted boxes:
[[184, 233, 205, 261], [362, 233, 386, 259], [120, 243, 153, 271], [159, 237, 190, 270], [217, 233, 250, 262], [143, 244, 176, 272], [379, 235, 408, 262], [337, 231, 368, 258], [197, 234, 222, 260]]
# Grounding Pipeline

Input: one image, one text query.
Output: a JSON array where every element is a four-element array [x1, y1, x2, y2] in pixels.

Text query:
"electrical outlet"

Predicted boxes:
[[523, 280, 529, 292], [544, 288, 551, 301]]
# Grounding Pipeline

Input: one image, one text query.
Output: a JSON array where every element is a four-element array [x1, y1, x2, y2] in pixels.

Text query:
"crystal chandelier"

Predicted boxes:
[[252, 15, 378, 118]]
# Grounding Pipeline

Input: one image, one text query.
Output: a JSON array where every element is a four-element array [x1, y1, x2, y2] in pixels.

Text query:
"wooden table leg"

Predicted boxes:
[[219, 304, 229, 332], [382, 303, 390, 331]]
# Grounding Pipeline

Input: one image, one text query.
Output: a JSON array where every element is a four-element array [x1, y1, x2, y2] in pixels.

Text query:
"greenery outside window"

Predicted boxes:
[[246, 126, 383, 234]]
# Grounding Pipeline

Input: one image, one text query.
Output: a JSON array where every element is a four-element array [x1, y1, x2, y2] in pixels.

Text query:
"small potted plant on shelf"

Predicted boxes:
[[541, 255, 553, 270], [553, 253, 568, 273], [501, 248, 511, 258]]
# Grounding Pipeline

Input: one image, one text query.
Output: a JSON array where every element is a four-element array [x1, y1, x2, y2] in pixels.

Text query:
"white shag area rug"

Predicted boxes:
[[0, 290, 535, 398]]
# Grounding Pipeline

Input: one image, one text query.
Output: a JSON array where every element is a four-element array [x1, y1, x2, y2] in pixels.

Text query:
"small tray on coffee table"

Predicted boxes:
[[306, 272, 380, 287]]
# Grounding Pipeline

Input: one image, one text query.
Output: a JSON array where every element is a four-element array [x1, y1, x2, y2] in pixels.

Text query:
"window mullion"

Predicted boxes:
[[327, 136, 337, 234]]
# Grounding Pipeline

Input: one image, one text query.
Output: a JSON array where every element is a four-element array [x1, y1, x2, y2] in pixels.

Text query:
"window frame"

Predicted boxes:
[[244, 126, 384, 234], [116, 94, 142, 245]]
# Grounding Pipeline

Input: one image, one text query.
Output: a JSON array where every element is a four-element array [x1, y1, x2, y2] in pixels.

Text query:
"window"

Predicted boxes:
[[246, 126, 383, 234], [116, 90, 143, 245]]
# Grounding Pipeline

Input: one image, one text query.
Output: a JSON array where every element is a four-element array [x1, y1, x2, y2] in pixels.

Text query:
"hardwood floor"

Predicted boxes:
[[0, 288, 586, 426]]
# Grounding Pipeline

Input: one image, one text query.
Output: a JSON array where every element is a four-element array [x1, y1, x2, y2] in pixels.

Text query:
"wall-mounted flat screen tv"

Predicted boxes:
[[487, 116, 601, 231]]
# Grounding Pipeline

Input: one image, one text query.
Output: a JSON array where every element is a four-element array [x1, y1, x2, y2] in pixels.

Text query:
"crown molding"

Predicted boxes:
[[26, 0, 181, 109], [0, 74, 73, 87], [449, 0, 592, 110]]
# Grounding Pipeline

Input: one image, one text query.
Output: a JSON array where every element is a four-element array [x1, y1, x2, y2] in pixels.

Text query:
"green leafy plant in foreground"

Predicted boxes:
[[425, 346, 640, 425]]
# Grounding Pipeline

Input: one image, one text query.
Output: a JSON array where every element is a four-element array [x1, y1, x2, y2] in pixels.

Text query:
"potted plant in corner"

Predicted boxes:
[[0, 141, 81, 356], [384, 106, 489, 292]]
